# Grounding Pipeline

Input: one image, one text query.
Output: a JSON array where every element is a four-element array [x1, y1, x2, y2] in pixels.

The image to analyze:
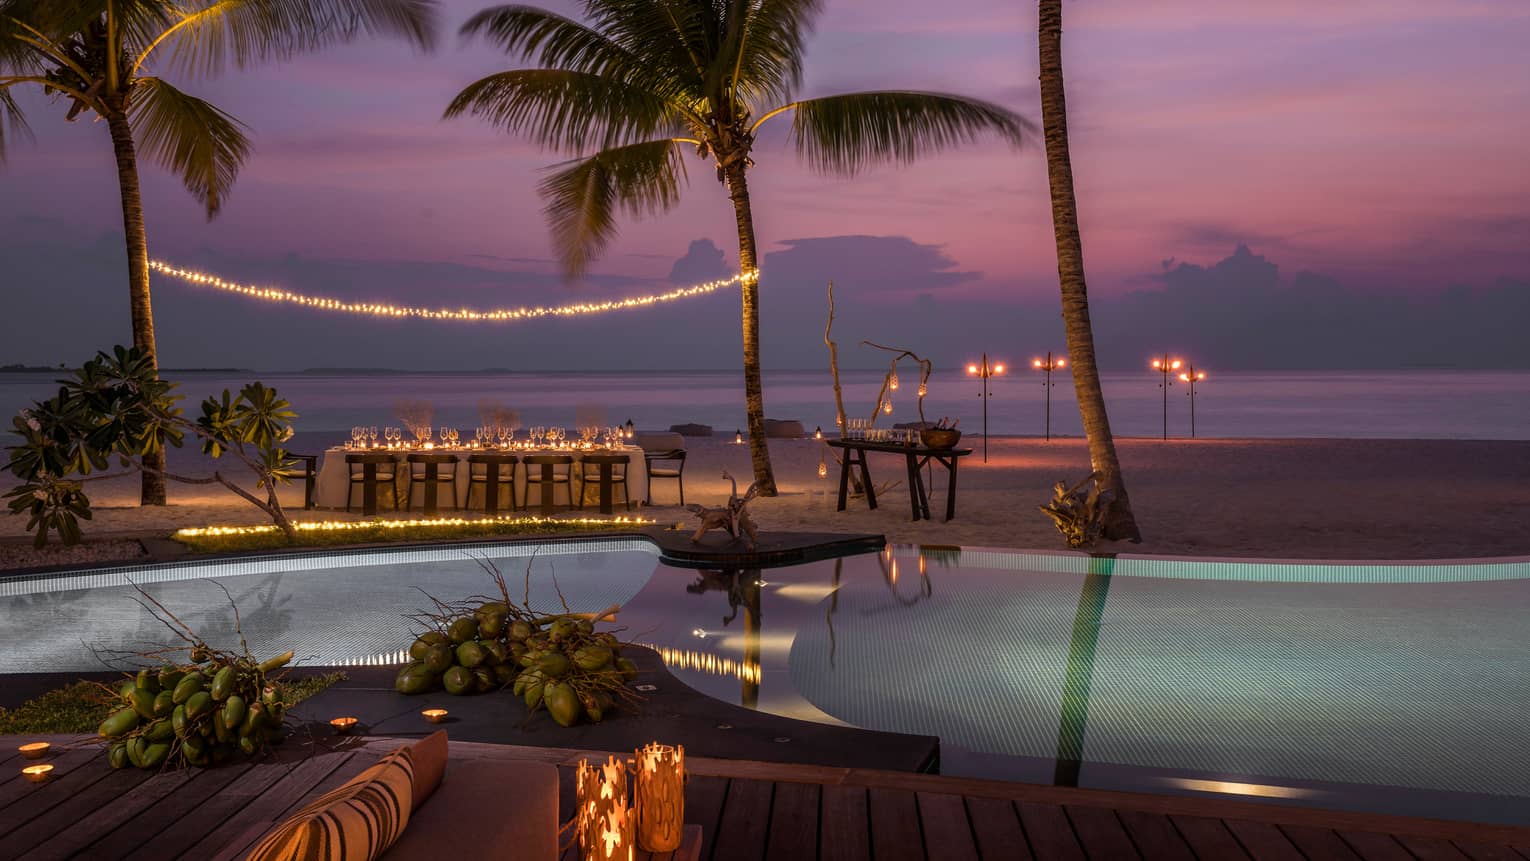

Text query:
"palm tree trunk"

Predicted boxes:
[[106, 108, 167, 506], [724, 162, 778, 496], [1038, 0, 1140, 542]]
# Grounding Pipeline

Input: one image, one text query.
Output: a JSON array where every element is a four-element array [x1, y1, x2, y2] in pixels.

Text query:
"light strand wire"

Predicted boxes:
[[149, 259, 754, 322]]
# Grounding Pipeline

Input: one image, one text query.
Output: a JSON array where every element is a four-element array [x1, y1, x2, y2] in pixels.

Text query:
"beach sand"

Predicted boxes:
[[3, 436, 1528, 568]]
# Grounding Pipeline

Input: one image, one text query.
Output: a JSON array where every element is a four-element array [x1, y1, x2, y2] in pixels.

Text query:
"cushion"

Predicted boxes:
[[649, 468, 682, 477], [245, 746, 414, 861], [383, 760, 559, 861], [409, 732, 448, 813], [636, 431, 685, 451]]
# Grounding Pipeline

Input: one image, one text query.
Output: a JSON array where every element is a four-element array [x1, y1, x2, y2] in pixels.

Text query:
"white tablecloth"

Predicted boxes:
[[313, 446, 648, 511]]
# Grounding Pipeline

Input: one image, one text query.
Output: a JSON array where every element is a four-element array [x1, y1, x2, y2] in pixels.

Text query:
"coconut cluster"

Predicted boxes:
[[97, 647, 295, 769], [395, 600, 638, 727]]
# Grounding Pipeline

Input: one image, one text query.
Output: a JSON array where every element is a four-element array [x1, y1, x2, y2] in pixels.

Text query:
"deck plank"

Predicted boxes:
[[1115, 809, 1194, 861], [869, 787, 926, 861], [1017, 802, 1085, 861], [1169, 816, 1251, 861], [0, 746, 104, 817], [1451, 843, 1527, 861], [765, 780, 819, 861], [1065, 804, 1140, 860], [711, 778, 773, 861], [1279, 824, 1363, 861], [127, 757, 310, 861], [820, 785, 871, 861], [964, 796, 1031, 861], [96, 764, 253, 856], [0, 766, 152, 859], [23, 768, 197, 861], [178, 751, 355, 861], [1222, 820, 1304, 861], [1336, 830, 1415, 861], [916, 792, 980, 861], [683, 775, 730, 861], [1393, 836, 1471, 861]]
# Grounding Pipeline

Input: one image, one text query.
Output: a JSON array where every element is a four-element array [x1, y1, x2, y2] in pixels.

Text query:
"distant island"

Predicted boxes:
[[0, 364, 253, 373]]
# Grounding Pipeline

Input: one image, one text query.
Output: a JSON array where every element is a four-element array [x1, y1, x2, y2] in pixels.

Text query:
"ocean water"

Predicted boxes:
[[1, 368, 1526, 441]]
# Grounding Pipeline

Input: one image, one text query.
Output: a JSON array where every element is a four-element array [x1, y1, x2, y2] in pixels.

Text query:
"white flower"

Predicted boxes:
[[26, 418, 41, 432]]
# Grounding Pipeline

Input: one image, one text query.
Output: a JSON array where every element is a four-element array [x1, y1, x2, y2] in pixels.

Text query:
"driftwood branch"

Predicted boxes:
[[860, 341, 933, 427], [823, 281, 864, 494]]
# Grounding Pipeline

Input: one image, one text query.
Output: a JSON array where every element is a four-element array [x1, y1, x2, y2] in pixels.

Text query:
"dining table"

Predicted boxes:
[[312, 445, 649, 514]]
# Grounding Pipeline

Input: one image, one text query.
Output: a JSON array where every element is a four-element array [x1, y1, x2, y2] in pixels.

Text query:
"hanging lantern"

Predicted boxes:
[[577, 756, 634, 861], [917, 382, 927, 398], [882, 399, 893, 415], [889, 369, 899, 391], [817, 459, 828, 479], [634, 743, 686, 852]]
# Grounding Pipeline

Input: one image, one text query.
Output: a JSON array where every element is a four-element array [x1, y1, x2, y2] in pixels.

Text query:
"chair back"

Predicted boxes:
[[407, 452, 458, 478], [468, 453, 517, 478], [346, 452, 396, 477], [581, 452, 629, 478], [524, 453, 572, 479]]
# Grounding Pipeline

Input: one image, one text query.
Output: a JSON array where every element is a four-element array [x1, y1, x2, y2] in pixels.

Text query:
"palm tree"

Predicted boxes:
[[0, 0, 435, 505], [447, 1, 1031, 494], [1037, 0, 1141, 541]]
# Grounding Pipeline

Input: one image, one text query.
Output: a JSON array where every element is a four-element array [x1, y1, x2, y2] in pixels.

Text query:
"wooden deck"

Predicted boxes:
[[2, 734, 1528, 860]]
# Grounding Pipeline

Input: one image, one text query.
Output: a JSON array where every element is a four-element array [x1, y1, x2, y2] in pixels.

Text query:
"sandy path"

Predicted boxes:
[[3, 436, 1528, 565]]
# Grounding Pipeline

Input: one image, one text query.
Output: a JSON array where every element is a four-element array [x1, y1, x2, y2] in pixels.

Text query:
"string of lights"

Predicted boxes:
[[148, 259, 755, 323]]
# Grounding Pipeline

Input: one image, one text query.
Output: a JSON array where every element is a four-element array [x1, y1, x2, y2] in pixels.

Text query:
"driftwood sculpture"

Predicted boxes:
[[1039, 472, 1115, 548], [688, 471, 760, 549]]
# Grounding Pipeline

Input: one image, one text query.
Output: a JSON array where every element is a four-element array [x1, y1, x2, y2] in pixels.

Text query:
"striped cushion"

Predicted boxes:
[[246, 746, 415, 861]]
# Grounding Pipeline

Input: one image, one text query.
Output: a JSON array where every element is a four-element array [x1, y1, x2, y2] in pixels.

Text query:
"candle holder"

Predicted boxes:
[[23, 764, 54, 783], [634, 743, 685, 852], [421, 708, 449, 724], [576, 755, 633, 861], [18, 742, 51, 760], [329, 717, 359, 735]]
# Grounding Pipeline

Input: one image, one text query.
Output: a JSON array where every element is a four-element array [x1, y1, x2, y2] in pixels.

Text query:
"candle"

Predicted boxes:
[[23, 764, 53, 783], [18, 742, 51, 760], [329, 717, 359, 734], [421, 708, 449, 724], [633, 743, 685, 852], [576, 756, 632, 861]]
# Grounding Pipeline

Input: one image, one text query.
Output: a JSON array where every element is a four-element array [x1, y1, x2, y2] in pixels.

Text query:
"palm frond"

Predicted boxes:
[[538, 137, 687, 276], [462, 6, 626, 77], [145, 0, 436, 77], [128, 76, 249, 218], [583, 0, 710, 92], [444, 68, 681, 154], [727, 0, 820, 108], [779, 90, 1033, 176], [0, 85, 34, 160]]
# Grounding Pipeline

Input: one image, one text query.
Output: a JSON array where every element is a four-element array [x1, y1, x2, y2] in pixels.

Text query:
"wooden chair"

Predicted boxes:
[[522, 454, 574, 514], [405, 453, 460, 515], [644, 449, 687, 505], [345, 453, 399, 515], [290, 454, 319, 510], [467, 453, 518, 514], [577, 453, 631, 513]]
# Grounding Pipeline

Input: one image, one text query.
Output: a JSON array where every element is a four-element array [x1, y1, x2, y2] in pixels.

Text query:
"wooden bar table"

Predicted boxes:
[[826, 439, 973, 522]]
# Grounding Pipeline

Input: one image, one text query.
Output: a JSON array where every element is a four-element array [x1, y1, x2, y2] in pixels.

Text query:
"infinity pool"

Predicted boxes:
[[6, 539, 1528, 825]]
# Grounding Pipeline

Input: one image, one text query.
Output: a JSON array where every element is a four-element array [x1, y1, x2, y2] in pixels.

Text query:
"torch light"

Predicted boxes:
[[1177, 366, 1208, 438], [1031, 352, 1067, 441], [966, 353, 1007, 462], [1150, 354, 1185, 439]]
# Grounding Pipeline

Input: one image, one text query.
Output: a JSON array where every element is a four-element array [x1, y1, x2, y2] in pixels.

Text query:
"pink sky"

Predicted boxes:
[[4, 0, 1528, 299]]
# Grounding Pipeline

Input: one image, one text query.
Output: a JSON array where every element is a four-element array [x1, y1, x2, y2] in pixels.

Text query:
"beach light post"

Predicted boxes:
[[1031, 352, 1067, 441], [1150, 355, 1183, 439], [966, 354, 1006, 462], [1178, 366, 1207, 438]]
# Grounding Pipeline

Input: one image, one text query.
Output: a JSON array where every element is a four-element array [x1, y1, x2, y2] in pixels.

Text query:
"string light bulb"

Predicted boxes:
[[149, 259, 754, 323]]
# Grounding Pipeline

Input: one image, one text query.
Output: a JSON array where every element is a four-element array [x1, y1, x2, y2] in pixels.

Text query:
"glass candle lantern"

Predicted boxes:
[[576, 755, 633, 861], [633, 743, 685, 852]]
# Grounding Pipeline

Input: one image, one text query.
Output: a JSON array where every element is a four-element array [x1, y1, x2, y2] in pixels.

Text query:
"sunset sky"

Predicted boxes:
[[2, 0, 1528, 368]]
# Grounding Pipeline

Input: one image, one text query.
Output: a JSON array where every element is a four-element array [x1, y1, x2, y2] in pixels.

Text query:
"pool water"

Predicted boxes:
[[6, 539, 1528, 825]]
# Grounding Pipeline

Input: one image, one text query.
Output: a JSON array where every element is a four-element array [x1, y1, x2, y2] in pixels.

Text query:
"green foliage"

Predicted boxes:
[[0, 673, 345, 735], [4, 345, 300, 547], [450, 0, 1031, 275]]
